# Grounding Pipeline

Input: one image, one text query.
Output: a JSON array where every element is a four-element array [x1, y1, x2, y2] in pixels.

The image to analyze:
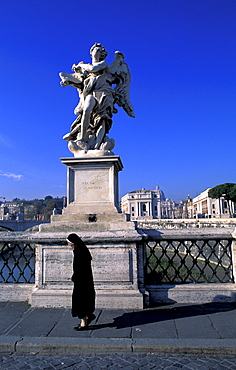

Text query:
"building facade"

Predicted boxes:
[[121, 186, 176, 220], [0, 202, 24, 220], [190, 189, 235, 218]]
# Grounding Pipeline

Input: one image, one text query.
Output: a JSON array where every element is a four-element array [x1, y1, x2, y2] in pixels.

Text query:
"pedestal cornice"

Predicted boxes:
[[60, 156, 123, 172]]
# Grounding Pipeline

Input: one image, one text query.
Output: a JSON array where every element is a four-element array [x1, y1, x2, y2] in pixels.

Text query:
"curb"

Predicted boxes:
[[1, 336, 236, 355], [0, 336, 22, 353], [132, 338, 236, 355]]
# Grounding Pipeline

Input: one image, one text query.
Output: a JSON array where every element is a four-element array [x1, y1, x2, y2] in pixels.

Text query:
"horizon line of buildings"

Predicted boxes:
[[0, 186, 235, 221], [121, 185, 236, 220]]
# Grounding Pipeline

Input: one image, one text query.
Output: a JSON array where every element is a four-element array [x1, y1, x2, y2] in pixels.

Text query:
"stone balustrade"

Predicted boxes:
[[1, 225, 236, 307]]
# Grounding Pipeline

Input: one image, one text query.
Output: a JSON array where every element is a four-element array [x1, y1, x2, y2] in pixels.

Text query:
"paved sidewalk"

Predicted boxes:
[[0, 301, 236, 355]]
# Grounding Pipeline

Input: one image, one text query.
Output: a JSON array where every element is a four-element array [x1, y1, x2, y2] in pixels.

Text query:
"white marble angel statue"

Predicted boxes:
[[59, 43, 134, 156]]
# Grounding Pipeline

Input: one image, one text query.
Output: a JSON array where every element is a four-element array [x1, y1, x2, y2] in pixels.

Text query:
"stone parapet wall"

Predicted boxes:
[[1, 227, 236, 306], [137, 218, 236, 230], [0, 230, 144, 309], [140, 227, 236, 305]]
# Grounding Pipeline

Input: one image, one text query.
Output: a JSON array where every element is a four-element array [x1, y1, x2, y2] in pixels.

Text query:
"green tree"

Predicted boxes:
[[229, 185, 236, 204]]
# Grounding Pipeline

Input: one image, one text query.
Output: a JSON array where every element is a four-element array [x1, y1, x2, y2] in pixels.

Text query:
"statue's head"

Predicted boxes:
[[90, 43, 108, 60]]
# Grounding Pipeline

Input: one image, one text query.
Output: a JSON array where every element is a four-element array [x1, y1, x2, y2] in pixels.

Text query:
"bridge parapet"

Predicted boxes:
[[0, 220, 49, 231], [0, 226, 236, 307]]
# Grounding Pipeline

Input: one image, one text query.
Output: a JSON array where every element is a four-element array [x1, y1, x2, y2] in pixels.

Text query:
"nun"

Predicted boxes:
[[67, 233, 96, 330]]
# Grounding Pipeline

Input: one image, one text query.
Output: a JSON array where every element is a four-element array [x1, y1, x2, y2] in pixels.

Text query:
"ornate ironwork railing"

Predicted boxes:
[[145, 238, 234, 284], [0, 235, 235, 285], [0, 242, 35, 283]]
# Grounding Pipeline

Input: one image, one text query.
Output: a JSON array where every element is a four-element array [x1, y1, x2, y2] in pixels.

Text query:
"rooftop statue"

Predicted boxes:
[[59, 43, 135, 156]]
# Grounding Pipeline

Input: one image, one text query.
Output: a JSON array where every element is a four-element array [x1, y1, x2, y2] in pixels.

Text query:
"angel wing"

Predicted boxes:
[[108, 51, 135, 118]]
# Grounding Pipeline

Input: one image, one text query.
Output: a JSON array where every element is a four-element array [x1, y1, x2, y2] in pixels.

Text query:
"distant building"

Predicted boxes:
[[189, 189, 235, 218], [175, 200, 185, 219], [186, 194, 194, 218], [175, 195, 193, 219], [121, 186, 176, 220], [0, 201, 24, 220]]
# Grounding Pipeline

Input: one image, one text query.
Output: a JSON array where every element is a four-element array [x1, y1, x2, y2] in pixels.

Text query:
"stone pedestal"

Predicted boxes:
[[33, 155, 144, 309], [63, 155, 122, 214], [40, 156, 130, 233]]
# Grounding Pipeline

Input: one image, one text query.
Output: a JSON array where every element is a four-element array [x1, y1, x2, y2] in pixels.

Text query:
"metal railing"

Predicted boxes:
[[0, 233, 235, 286], [0, 242, 35, 283], [145, 237, 234, 284]]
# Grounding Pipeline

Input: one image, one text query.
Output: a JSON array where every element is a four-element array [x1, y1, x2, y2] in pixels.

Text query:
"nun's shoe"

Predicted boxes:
[[73, 325, 88, 331]]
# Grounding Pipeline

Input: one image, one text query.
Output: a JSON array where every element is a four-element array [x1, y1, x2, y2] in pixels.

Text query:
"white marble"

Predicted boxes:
[[59, 43, 134, 155]]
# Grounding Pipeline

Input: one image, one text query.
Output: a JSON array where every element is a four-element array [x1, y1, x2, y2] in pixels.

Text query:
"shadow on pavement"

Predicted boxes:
[[89, 301, 236, 330]]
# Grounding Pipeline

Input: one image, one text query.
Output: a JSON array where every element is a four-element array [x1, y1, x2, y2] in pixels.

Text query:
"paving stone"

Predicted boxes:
[[47, 309, 92, 338], [91, 309, 133, 338], [209, 310, 236, 339], [0, 302, 29, 334], [1, 353, 236, 369], [172, 304, 221, 339], [132, 307, 177, 339], [6, 307, 65, 337]]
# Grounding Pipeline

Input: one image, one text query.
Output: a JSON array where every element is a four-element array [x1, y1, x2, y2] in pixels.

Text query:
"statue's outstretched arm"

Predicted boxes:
[[79, 60, 107, 73]]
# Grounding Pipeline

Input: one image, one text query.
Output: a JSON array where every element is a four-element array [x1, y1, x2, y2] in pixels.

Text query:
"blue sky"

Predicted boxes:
[[0, 0, 235, 202]]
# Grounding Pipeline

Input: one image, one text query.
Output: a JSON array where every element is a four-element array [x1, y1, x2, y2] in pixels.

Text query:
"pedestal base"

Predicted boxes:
[[31, 288, 143, 309], [35, 155, 144, 309], [31, 242, 143, 309], [39, 155, 136, 235]]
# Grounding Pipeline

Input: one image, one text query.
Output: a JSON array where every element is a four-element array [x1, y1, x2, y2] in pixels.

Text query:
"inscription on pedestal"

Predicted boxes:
[[75, 168, 110, 203], [82, 181, 102, 191]]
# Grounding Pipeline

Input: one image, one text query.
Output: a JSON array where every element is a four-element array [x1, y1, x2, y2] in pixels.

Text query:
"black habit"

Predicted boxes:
[[68, 233, 95, 319]]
